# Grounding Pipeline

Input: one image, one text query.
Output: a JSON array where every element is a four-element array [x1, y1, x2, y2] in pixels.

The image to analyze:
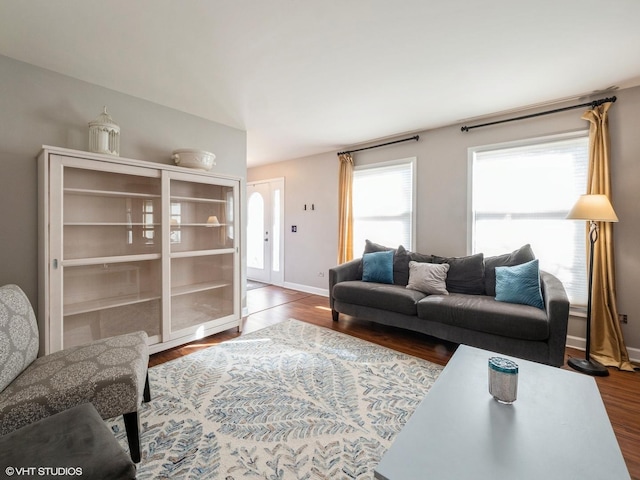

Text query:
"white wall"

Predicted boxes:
[[249, 85, 640, 358], [0, 55, 247, 309]]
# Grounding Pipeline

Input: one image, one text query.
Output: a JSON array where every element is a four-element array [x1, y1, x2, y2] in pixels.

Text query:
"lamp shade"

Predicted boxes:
[[206, 215, 220, 227], [566, 194, 618, 222]]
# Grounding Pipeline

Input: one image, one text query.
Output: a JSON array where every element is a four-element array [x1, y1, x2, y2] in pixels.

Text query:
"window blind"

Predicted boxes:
[[353, 160, 414, 254], [471, 134, 589, 306]]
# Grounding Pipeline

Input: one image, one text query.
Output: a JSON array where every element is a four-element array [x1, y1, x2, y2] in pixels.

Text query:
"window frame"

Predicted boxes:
[[353, 156, 417, 253], [467, 130, 589, 310]]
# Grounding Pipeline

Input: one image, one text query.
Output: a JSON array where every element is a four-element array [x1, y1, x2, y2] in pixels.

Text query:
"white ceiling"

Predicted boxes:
[[1, 0, 640, 167]]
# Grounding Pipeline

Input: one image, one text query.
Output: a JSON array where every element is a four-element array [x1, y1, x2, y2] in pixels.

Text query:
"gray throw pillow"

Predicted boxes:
[[408, 251, 434, 263], [406, 261, 449, 295], [432, 253, 485, 295], [484, 244, 536, 296]]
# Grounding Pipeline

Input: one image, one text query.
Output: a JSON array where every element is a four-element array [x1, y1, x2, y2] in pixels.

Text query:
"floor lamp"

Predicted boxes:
[[566, 194, 618, 377]]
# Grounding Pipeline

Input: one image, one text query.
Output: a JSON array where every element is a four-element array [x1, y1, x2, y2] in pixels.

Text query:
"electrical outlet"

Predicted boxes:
[[618, 313, 628, 324], [318, 271, 325, 277]]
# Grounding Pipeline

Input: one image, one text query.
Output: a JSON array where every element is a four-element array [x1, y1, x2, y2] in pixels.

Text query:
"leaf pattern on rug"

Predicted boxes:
[[311, 440, 342, 479], [108, 319, 443, 479]]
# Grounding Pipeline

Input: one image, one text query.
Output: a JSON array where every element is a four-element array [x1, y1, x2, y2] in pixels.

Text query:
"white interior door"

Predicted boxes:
[[247, 179, 284, 285]]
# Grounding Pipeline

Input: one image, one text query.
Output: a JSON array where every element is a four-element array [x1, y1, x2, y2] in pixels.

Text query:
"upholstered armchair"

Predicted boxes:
[[0, 284, 150, 462]]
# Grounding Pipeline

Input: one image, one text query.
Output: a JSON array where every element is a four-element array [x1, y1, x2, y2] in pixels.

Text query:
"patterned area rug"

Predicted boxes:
[[108, 319, 443, 479]]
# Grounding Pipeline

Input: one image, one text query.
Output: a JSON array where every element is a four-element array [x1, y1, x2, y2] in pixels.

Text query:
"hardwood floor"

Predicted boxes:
[[151, 285, 640, 480]]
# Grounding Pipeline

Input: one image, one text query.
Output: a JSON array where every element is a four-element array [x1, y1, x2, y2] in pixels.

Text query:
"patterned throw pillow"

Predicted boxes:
[[495, 259, 544, 309]]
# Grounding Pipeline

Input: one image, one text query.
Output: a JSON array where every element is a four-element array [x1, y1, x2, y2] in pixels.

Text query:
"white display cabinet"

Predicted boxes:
[[38, 146, 241, 355]]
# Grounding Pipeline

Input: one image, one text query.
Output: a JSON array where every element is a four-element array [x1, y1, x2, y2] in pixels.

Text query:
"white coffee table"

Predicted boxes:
[[375, 345, 630, 480]]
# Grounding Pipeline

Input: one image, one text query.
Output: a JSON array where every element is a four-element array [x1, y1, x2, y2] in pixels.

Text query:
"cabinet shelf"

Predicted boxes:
[[65, 222, 161, 227], [171, 248, 235, 259], [171, 281, 232, 297], [65, 188, 160, 199], [171, 223, 228, 228], [64, 292, 161, 316], [62, 253, 162, 267], [171, 195, 226, 204]]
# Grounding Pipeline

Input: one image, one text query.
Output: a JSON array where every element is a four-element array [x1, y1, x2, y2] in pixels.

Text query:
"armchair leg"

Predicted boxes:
[[143, 372, 151, 402], [123, 411, 141, 463], [332, 310, 339, 322]]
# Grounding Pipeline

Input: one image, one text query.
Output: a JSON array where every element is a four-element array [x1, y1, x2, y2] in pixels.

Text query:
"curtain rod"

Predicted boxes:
[[337, 135, 419, 156], [460, 96, 617, 132]]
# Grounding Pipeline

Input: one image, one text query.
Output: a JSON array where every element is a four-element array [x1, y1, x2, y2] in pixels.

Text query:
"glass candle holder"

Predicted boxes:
[[488, 357, 518, 404]]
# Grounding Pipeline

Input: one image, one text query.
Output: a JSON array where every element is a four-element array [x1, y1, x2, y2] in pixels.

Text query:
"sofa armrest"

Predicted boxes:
[[329, 259, 362, 310], [540, 271, 570, 367]]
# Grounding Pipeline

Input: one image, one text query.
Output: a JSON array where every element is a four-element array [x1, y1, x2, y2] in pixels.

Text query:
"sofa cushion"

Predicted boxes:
[[362, 250, 394, 284], [408, 251, 434, 263], [392, 245, 411, 285], [0, 285, 40, 393], [358, 240, 410, 286], [417, 293, 549, 341], [484, 244, 536, 296], [333, 281, 426, 316], [406, 261, 449, 295], [0, 331, 149, 435], [495, 259, 544, 309], [432, 253, 485, 295]]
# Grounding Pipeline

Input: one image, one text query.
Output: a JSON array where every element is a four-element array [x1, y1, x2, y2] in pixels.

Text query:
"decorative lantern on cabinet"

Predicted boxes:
[[89, 106, 120, 156]]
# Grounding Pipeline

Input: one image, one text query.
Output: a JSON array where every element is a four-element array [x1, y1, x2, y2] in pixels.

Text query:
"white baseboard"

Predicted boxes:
[[282, 281, 329, 297], [566, 335, 640, 365], [565, 334, 586, 351], [628, 347, 640, 365]]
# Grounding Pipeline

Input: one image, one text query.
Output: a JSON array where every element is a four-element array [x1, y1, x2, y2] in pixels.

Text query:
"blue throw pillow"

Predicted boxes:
[[495, 259, 544, 309], [362, 250, 394, 284]]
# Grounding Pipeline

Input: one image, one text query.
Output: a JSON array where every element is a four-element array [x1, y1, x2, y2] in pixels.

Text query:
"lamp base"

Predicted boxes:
[[568, 357, 610, 377]]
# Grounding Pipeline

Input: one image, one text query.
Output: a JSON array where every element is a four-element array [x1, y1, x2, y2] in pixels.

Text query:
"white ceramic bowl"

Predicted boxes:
[[171, 149, 216, 171]]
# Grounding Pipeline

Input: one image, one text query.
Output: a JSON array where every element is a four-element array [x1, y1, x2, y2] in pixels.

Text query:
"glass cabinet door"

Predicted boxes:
[[63, 167, 162, 258], [63, 260, 161, 348], [170, 254, 235, 333], [169, 179, 235, 253], [167, 173, 238, 337], [55, 158, 163, 348]]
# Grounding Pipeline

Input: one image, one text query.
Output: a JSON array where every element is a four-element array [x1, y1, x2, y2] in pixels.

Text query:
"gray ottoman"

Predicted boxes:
[[0, 403, 136, 479]]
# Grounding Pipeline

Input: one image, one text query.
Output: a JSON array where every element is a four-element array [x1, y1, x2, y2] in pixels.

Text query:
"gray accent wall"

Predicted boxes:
[[249, 85, 640, 357], [0, 55, 247, 310]]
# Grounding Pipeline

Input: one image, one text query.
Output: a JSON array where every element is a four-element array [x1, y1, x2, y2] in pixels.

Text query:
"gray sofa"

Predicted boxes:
[[329, 243, 570, 367]]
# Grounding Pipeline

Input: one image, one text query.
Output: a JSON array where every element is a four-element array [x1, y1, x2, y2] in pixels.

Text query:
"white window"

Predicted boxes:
[[470, 133, 589, 307], [353, 158, 415, 254]]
